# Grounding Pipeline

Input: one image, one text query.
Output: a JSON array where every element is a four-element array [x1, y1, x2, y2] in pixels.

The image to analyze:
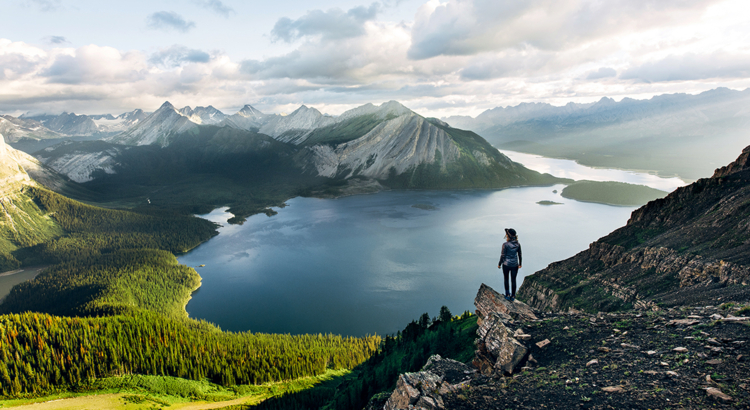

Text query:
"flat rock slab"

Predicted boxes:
[[475, 283, 538, 322], [706, 387, 732, 401], [536, 339, 551, 348], [602, 386, 625, 393], [667, 319, 700, 326]]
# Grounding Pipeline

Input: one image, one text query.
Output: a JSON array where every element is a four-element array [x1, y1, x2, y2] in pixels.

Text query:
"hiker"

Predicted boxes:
[[498, 228, 522, 302]]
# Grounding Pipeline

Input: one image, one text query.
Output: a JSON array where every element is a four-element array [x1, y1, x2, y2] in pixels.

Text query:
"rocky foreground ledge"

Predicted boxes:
[[372, 284, 750, 410]]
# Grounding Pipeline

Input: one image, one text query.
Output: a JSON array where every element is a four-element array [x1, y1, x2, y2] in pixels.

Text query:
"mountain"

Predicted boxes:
[[22, 112, 99, 136], [293, 101, 537, 188], [518, 145, 750, 313], [178, 105, 227, 125], [36, 101, 560, 222], [0, 136, 65, 270], [0, 115, 61, 142], [48, 101, 557, 189], [219, 104, 271, 131], [444, 88, 750, 180], [106, 101, 199, 147], [89, 109, 150, 134], [258, 105, 337, 144]]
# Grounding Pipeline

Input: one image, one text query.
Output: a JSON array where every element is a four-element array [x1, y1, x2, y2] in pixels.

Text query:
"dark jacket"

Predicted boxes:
[[499, 240, 522, 267]]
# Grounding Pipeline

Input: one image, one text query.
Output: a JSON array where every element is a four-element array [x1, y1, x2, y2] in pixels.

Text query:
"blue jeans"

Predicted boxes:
[[502, 265, 518, 297]]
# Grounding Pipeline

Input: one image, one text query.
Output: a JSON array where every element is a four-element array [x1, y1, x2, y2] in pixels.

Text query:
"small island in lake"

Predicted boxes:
[[412, 203, 437, 210], [537, 200, 563, 205], [561, 180, 667, 206]]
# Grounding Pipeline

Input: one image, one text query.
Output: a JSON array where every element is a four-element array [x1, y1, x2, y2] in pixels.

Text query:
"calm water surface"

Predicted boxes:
[[181, 187, 633, 336], [180, 153, 687, 337]]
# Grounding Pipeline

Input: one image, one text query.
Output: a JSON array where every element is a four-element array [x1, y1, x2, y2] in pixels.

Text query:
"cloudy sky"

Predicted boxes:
[[2, 0, 750, 117]]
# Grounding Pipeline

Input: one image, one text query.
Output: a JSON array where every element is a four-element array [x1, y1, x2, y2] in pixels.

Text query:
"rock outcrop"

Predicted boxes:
[[384, 355, 478, 410], [471, 284, 537, 376], [519, 145, 750, 313]]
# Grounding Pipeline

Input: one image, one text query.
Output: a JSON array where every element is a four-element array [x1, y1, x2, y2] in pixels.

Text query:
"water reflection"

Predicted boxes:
[[181, 186, 634, 337], [500, 149, 686, 191]]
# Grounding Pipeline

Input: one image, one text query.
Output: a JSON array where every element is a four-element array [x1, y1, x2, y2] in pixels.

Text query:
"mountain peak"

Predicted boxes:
[[159, 101, 177, 111], [237, 105, 265, 119]]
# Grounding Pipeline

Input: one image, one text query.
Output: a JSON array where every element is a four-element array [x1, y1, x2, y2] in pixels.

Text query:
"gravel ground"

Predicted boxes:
[[442, 304, 750, 409]]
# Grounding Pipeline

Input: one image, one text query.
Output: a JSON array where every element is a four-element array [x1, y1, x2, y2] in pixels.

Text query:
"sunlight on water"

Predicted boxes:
[[500, 150, 687, 192]]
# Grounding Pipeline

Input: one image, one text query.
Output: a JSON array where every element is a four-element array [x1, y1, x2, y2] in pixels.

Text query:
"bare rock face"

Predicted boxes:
[[472, 284, 533, 376], [475, 283, 538, 322], [473, 311, 528, 375], [384, 355, 477, 410], [518, 145, 750, 313]]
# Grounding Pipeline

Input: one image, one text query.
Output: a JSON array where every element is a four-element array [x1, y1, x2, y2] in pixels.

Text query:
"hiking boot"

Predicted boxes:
[[509, 296, 515, 302], [504, 294, 511, 301]]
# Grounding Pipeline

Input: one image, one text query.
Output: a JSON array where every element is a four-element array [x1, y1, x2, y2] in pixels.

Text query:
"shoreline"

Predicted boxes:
[[0, 265, 49, 278], [0, 265, 49, 303]]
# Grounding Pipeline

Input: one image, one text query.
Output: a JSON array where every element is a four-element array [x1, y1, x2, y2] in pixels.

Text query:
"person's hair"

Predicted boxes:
[[506, 234, 519, 241]]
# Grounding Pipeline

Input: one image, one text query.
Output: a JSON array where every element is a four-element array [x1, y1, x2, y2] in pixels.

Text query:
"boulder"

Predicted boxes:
[[472, 312, 528, 375], [475, 283, 538, 323], [384, 355, 476, 410]]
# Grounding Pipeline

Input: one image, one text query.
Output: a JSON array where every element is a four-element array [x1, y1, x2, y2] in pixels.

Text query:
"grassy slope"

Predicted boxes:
[[561, 180, 668, 206], [0, 187, 63, 271], [0, 370, 350, 409]]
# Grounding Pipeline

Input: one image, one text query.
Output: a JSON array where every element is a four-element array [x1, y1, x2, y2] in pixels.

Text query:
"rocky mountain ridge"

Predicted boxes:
[[517, 145, 750, 314], [374, 283, 749, 409], [36, 101, 556, 195]]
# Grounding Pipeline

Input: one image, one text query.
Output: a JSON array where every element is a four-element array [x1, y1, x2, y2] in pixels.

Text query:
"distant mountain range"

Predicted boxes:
[[13, 100, 557, 222], [443, 87, 750, 180]]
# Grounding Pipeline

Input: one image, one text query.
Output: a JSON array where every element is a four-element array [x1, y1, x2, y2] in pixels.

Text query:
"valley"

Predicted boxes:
[[0, 97, 745, 409]]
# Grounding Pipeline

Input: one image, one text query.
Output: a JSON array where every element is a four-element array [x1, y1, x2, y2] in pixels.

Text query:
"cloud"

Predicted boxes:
[[41, 45, 147, 85], [620, 52, 750, 82], [146, 11, 196, 33], [45, 36, 68, 45], [271, 3, 380, 43], [193, 0, 234, 17], [586, 67, 617, 80], [149, 45, 211, 67], [24, 0, 60, 12], [408, 0, 718, 60]]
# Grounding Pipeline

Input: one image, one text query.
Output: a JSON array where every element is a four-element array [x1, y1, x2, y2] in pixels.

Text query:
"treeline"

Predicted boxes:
[[1, 186, 219, 318], [0, 311, 381, 397], [0, 249, 199, 317], [15, 186, 217, 266], [232, 308, 478, 410]]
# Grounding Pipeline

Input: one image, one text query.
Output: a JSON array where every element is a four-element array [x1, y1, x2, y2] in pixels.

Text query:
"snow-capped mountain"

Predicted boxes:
[[91, 109, 150, 134], [21, 112, 99, 136], [0, 116, 61, 142], [219, 104, 270, 131], [258, 105, 336, 144], [107, 102, 198, 147], [178, 106, 227, 125]]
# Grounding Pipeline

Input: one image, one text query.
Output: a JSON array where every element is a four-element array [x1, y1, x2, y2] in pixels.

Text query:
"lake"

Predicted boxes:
[[179, 152, 686, 336]]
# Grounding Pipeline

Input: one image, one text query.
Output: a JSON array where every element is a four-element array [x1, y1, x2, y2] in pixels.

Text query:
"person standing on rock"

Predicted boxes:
[[498, 228, 522, 302]]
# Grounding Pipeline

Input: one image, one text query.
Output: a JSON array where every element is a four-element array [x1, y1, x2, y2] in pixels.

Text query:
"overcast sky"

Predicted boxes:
[[2, 0, 750, 117]]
